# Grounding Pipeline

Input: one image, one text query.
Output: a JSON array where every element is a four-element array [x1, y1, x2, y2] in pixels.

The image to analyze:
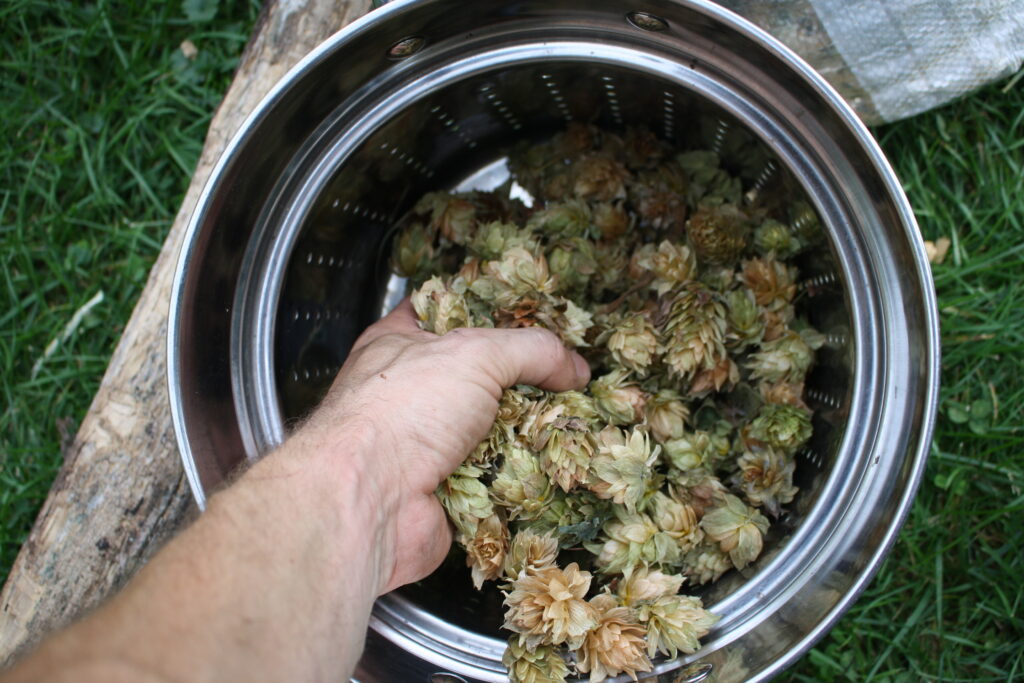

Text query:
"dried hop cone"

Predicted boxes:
[[731, 445, 799, 517], [462, 513, 510, 589], [504, 529, 560, 581], [589, 368, 648, 426], [637, 595, 719, 659], [437, 462, 494, 538], [686, 204, 749, 265], [588, 426, 660, 512], [606, 312, 660, 375], [416, 191, 477, 245], [586, 508, 682, 575], [576, 593, 652, 683], [527, 199, 593, 240], [536, 416, 597, 493], [616, 567, 685, 606], [412, 275, 472, 335], [754, 218, 802, 259], [700, 493, 770, 570], [682, 541, 734, 585], [661, 283, 728, 382], [643, 389, 689, 444], [748, 330, 815, 384], [491, 446, 554, 521], [747, 403, 812, 452], [503, 562, 598, 650], [503, 638, 570, 683]]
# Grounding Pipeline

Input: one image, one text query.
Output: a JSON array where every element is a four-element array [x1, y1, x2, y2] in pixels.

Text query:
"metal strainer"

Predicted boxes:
[[168, 1, 939, 680]]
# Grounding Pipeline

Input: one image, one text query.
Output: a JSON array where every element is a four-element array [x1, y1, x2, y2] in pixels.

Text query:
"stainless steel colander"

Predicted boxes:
[[168, 1, 939, 680]]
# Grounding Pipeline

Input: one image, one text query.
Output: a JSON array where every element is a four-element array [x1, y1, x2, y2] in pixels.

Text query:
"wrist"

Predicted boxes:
[[284, 414, 399, 596]]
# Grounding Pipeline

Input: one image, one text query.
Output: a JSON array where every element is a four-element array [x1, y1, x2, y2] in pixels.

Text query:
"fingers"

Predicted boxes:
[[447, 326, 591, 393], [351, 297, 424, 352]]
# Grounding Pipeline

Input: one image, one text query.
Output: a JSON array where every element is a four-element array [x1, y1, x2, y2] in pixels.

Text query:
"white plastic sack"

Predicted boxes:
[[719, 0, 1024, 123]]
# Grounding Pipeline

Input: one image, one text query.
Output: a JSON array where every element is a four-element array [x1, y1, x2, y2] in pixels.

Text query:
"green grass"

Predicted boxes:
[[1, 1, 1021, 680], [0, 0, 260, 579], [781, 78, 1024, 682]]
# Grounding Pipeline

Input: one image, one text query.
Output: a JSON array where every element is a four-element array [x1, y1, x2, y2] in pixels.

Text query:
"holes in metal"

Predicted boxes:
[[430, 104, 478, 149], [290, 364, 339, 384], [478, 82, 522, 131], [745, 159, 778, 202], [601, 75, 623, 126], [378, 141, 434, 178], [662, 90, 677, 140], [799, 446, 824, 468], [626, 11, 669, 32], [806, 388, 841, 410], [303, 251, 360, 270], [540, 73, 572, 123], [801, 270, 839, 296], [826, 331, 848, 348], [792, 204, 818, 234], [710, 118, 731, 155], [387, 35, 425, 60]]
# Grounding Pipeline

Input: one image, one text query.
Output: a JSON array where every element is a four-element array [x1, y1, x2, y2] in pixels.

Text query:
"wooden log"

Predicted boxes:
[[0, 0, 371, 666]]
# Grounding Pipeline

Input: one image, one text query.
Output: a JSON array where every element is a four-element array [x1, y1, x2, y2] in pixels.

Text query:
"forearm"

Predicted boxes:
[[2, 419, 390, 683]]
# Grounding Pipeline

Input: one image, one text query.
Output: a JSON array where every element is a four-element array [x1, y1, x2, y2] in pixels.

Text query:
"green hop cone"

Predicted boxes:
[[491, 446, 554, 521], [637, 594, 719, 659], [748, 330, 815, 384], [437, 462, 494, 538], [753, 218, 802, 258], [700, 493, 769, 570], [746, 403, 812, 452], [527, 199, 593, 239], [503, 638, 570, 683]]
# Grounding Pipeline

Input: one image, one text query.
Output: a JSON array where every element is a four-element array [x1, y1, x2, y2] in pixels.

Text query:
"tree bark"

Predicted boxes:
[[0, 0, 371, 666]]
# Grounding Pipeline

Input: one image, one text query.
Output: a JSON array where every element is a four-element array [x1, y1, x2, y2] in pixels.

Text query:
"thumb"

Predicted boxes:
[[443, 326, 591, 393]]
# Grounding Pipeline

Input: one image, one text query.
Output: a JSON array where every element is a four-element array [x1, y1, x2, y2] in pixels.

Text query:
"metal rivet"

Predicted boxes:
[[387, 35, 425, 60], [626, 11, 669, 31]]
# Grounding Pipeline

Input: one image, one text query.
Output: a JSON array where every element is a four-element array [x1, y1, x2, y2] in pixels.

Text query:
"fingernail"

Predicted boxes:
[[572, 353, 591, 384]]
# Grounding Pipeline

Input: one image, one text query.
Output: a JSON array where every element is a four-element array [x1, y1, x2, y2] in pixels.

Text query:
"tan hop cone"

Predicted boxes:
[[463, 512, 510, 589], [574, 593, 652, 682], [503, 563, 598, 650]]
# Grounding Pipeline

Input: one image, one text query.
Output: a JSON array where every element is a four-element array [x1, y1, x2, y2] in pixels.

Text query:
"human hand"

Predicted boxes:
[[290, 298, 591, 594]]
